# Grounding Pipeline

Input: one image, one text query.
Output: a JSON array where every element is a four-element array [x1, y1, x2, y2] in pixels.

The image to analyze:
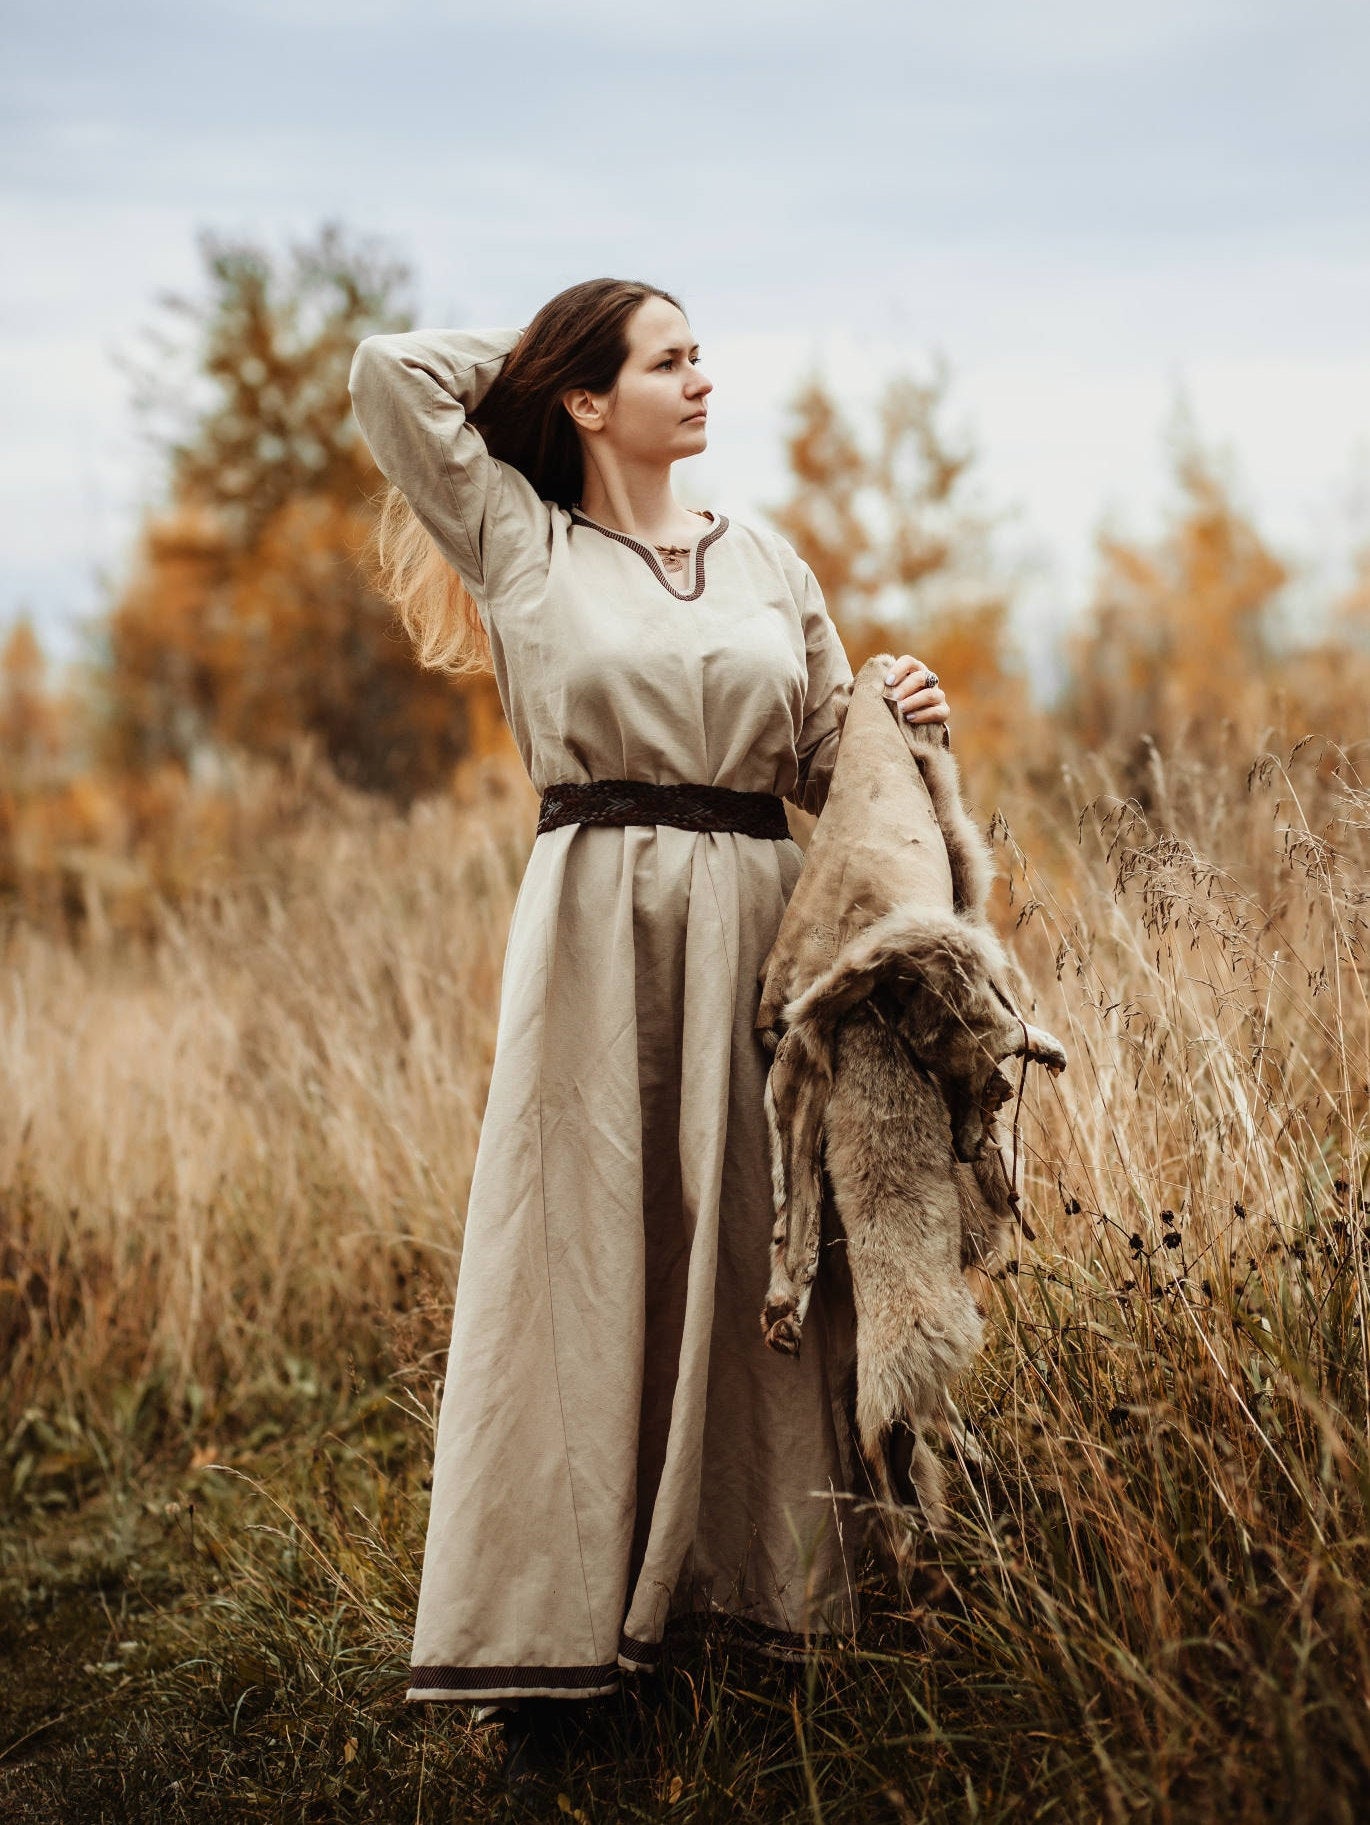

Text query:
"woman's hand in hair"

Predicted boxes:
[[883, 655, 950, 727]]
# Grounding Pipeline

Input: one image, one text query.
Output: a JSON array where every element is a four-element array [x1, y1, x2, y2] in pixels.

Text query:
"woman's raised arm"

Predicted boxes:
[[348, 326, 550, 605]]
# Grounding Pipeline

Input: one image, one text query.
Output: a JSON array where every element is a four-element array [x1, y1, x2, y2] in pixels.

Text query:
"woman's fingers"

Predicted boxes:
[[901, 688, 950, 723], [884, 654, 949, 722], [883, 655, 926, 690]]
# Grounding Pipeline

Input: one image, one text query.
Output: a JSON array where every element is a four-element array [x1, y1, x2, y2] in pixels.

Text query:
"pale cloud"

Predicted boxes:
[[3, 0, 1368, 668]]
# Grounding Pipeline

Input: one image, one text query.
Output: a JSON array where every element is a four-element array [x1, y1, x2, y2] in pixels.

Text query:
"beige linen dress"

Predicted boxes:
[[349, 326, 861, 1703]]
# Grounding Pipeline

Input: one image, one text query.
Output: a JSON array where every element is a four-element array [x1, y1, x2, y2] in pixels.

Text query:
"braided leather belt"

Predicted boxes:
[[537, 778, 791, 840]]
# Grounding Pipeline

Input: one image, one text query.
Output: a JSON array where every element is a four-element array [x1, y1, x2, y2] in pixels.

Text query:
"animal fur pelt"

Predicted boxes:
[[755, 654, 1067, 1555]]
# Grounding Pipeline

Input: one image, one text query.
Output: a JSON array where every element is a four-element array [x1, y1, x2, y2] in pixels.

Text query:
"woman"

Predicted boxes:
[[348, 279, 951, 1721]]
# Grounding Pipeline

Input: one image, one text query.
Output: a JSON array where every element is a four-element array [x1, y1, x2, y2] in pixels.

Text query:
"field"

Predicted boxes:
[[3, 718, 1368, 1823]]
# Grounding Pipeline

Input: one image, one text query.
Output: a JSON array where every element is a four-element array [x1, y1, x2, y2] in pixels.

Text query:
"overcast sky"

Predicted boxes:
[[4, 0, 1369, 675]]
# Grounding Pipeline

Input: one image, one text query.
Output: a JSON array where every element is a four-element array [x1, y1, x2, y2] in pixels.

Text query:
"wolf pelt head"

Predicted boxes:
[[774, 907, 1063, 1164]]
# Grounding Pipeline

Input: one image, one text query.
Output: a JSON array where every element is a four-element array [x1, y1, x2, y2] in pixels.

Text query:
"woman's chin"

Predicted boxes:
[[663, 425, 708, 462]]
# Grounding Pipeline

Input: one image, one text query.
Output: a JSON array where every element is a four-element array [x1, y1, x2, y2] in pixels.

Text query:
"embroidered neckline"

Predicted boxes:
[[568, 506, 729, 602]]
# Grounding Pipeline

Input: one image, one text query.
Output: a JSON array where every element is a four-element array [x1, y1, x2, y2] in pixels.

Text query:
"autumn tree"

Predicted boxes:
[[0, 615, 96, 922], [95, 221, 482, 804], [1063, 399, 1290, 759], [0, 617, 70, 791], [766, 356, 1027, 776]]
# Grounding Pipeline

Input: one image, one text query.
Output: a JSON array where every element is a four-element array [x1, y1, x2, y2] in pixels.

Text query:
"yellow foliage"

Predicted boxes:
[[1065, 427, 1292, 758], [766, 364, 1028, 785]]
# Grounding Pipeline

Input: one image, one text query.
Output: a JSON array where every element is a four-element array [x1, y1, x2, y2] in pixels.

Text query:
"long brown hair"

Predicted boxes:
[[370, 277, 685, 675]]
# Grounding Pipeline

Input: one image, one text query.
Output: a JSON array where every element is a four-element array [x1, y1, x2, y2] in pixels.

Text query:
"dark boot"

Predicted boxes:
[[495, 1698, 572, 1812]]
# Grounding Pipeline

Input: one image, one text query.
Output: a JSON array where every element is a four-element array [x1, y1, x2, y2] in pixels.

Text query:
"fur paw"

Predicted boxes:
[[761, 1300, 803, 1354]]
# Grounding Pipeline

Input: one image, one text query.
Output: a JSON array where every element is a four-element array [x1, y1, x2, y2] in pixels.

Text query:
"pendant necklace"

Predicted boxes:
[[653, 510, 711, 576], [654, 540, 691, 576], [572, 504, 711, 577]]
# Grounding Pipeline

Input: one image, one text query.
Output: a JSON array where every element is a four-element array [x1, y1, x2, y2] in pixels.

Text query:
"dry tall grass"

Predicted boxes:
[[2, 724, 1369, 1821], [2, 752, 539, 1430]]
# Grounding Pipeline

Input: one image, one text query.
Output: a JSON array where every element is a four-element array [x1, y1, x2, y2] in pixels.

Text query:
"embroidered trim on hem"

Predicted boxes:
[[407, 1615, 839, 1700], [615, 1611, 828, 1670], [406, 1682, 619, 1704], [407, 1661, 619, 1695], [617, 1631, 662, 1667]]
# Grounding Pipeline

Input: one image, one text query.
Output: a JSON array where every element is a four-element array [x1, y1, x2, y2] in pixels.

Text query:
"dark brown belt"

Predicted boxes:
[[536, 778, 791, 840]]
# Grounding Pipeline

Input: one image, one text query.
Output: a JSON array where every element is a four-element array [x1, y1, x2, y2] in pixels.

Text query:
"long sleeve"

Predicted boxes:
[[789, 561, 855, 817], [347, 326, 550, 609]]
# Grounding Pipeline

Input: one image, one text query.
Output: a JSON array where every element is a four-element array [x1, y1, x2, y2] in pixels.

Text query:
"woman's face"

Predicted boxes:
[[565, 295, 713, 464]]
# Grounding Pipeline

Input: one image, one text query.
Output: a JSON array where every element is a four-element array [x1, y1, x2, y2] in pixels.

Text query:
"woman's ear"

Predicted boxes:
[[561, 386, 604, 434]]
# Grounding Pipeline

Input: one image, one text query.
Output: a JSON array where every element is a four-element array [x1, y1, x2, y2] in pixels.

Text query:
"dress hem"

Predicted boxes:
[[405, 1613, 839, 1702], [406, 1662, 620, 1704]]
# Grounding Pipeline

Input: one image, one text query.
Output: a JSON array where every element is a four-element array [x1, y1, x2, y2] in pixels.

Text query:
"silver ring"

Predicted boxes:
[[924, 669, 939, 689]]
